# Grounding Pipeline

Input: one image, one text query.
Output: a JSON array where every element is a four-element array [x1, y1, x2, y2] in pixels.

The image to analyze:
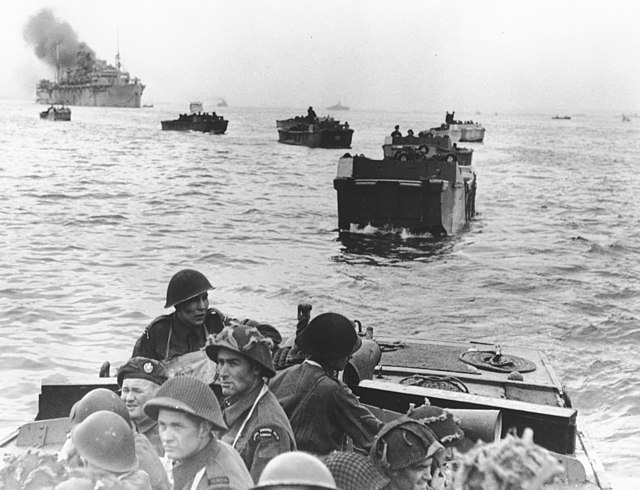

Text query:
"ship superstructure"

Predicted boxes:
[[36, 51, 145, 108]]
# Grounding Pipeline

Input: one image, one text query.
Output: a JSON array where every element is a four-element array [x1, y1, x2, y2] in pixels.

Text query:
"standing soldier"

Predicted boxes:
[[205, 323, 296, 481], [118, 356, 168, 456], [144, 375, 253, 490]]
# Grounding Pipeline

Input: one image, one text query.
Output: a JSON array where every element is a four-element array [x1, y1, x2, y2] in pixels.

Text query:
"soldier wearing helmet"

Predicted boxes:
[[131, 269, 223, 385], [370, 417, 446, 490], [269, 312, 383, 455], [205, 323, 296, 482], [252, 451, 336, 490], [59, 388, 171, 490], [67, 410, 153, 490], [144, 375, 253, 490], [132, 269, 282, 385], [118, 356, 168, 456]]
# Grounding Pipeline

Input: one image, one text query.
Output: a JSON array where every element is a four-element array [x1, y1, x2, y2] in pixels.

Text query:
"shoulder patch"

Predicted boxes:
[[252, 428, 281, 442], [206, 475, 230, 486]]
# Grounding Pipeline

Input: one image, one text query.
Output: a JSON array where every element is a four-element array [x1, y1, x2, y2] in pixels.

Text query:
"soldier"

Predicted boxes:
[[60, 388, 171, 490], [269, 312, 383, 455], [252, 451, 337, 490], [205, 323, 296, 481], [370, 417, 445, 490], [66, 410, 152, 490], [144, 375, 253, 490], [132, 269, 281, 385], [118, 356, 168, 456]]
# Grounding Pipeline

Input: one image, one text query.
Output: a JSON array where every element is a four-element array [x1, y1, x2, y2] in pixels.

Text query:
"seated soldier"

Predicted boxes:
[[144, 375, 253, 490], [118, 356, 168, 456], [64, 410, 152, 490], [391, 125, 402, 138], [370, 417, 446, 490], [252, 451, 337, 490], [59, 388, 170, 490], [205, 323, 296, 482], [132, 269, 281, 385], [269, 312, 383, 455]]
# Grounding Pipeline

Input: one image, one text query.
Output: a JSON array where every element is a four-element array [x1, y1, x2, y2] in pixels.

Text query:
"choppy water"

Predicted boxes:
[[0, 100, 638, 482]]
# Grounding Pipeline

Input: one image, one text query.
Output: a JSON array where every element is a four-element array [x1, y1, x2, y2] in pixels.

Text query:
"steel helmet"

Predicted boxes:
[[164, 269, 214, 309], [295, 312, 362, 360], [70, 388, 132, 427], [143, 375, 226, 431], [71, 410, 138, 473], [370, 417, 444, 472], [253, 451, 337, 489], [205, 323, 276, 378]]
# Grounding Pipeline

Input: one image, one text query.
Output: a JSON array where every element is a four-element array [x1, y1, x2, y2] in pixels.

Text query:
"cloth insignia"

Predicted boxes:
[[252, 428, 280, 442]]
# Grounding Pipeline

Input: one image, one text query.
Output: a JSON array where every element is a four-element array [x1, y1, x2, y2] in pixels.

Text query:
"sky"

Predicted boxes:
[[2, 0, 639, 114]]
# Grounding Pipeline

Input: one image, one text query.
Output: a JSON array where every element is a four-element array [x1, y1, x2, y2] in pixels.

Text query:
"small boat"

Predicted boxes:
[[333, 152, 476, 235], [277, 115, 353, 149], [217, 98, 228, 108], [382, 132, 473, 166], [142, 103, 154, 108], [326, 101, 350, 111], [0, 323, 611, 490], [39, 105, 71, 121], [161, 103, 228, 134], [552, 115, 571, 120], [622, 114, 631, 122], [428, 112, 485, 143]]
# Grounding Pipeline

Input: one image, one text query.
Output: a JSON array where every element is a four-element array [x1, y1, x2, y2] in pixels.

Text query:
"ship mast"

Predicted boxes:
[[55, 42, 60, 84], [115, 32, 121, 74]]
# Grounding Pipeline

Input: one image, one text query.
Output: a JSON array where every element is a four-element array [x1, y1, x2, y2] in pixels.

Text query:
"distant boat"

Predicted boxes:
[[217, 98, 228, 108], [39, 104, 71, 121], [552, 115, 571, 120], [142, 103, 154, 108], [429, 111, 486, 143], [327, 101, 350, 111], [276, 113, 353, 148], [161, 103, 228, 133], [622, 114, 631, 122]]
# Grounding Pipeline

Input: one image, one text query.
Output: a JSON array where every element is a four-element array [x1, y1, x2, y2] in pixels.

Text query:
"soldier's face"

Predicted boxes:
[[176, 293, 208, 327], [158, 409, 209, 460], [121, 378, 160, 423], [216, 348, 262, 398]]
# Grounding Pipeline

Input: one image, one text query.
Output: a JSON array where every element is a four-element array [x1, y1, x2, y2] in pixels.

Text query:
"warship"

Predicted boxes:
[[35, 51, 145, 108]]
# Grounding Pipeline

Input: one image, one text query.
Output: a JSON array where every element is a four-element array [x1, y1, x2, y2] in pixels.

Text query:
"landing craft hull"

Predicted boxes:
[[0, 338, 610, 489], [36, 83, 145, 108], [334, 155, 476, 235], [278, 128, 353, 148], [161, 119, 228, 134]]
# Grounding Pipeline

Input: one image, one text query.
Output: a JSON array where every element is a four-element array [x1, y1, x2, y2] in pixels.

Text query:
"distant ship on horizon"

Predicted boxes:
[[327, 101, 349, 111], [35, 50, 145, 108]]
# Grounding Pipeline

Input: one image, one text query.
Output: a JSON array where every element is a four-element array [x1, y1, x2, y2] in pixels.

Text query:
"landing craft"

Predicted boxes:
[[0, 314, 611, 489]]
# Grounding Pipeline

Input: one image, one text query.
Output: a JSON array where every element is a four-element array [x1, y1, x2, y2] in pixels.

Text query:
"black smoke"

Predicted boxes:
[[23, 8, 96, 74]]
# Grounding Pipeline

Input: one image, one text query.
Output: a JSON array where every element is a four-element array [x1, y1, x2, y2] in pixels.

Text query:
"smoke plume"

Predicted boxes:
[[23, 8, 95, 72]]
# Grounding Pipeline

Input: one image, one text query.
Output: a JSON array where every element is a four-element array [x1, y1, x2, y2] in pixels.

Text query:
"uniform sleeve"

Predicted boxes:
[[132, 328, 158, 359], [333, 383, 384, 452], [247, 424, 296, 483]]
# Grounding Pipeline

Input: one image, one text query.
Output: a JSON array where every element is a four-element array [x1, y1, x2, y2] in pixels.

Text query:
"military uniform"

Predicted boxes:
[[171, 437, 253, 490], [132, 309, 226, 361], [270, 360, 383, 455], [221, 383, 296, 482]]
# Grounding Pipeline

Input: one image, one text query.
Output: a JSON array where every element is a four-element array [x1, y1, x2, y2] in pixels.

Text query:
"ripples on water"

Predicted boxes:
[[0, 100, 639, 478]]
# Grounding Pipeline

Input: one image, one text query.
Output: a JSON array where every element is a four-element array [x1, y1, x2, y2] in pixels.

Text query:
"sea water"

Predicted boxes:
[[0, 100, 638, 484]]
